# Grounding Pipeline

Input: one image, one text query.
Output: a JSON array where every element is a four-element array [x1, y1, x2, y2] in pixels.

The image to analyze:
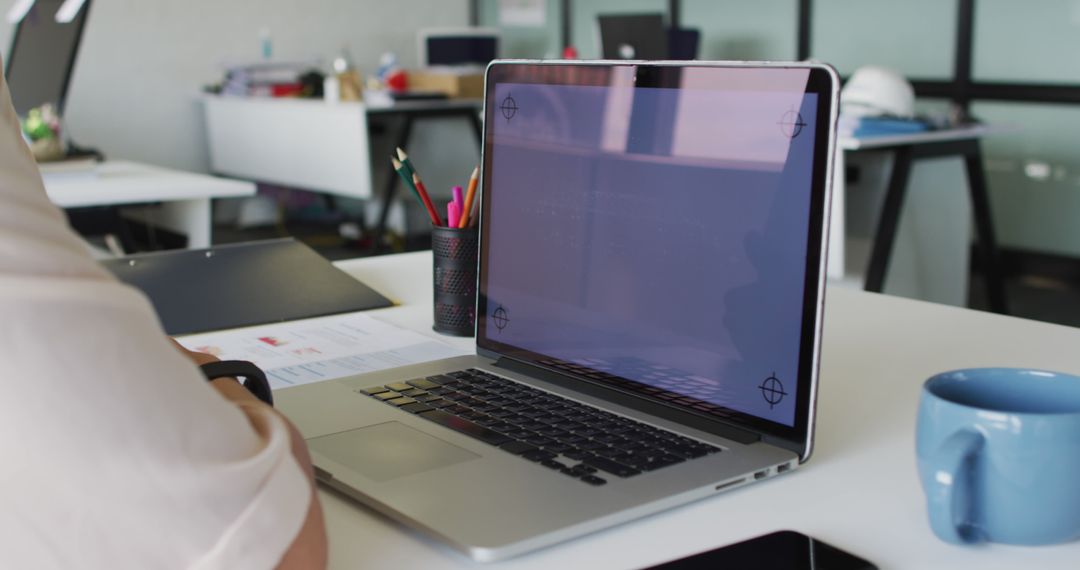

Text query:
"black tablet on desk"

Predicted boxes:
[[102, 239, 394, 335]]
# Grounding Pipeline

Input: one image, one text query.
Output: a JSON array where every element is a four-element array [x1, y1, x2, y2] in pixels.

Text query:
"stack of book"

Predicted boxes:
[[219, 59, 321, 98]]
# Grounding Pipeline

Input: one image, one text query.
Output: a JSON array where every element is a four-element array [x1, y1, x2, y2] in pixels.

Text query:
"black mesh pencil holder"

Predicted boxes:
[[432, 226, 479, 337]]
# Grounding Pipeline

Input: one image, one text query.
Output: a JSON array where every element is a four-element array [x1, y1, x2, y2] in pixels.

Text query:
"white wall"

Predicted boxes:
[[0, 0, 469, 173]]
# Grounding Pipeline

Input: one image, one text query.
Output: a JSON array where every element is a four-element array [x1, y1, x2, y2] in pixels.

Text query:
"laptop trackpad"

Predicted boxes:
[[309, 421, 481, 482]]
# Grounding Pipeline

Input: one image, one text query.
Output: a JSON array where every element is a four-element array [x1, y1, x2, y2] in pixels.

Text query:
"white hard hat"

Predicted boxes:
[[840, 66, 916, 118]]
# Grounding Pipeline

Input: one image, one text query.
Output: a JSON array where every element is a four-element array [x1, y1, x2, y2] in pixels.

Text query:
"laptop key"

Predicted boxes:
[[499, 440, 537, 455], [639, 455, 685, 472], [580, 475, 607, 486], [400, 388, 427, 397], [666, 445, 710, 459], [386, 396, 418, 407], [584, 457, 641, 478], [407, 378, 441, 390], [359, 386, 389, 395], [540, 459, 569, 470], [417, 409, 512, 446], [569, 464, 597, 475], [521, 449, 557, 462], [385, 382, 412, 392], [374, 391, 402, 401], [400, 402, 433, 414]]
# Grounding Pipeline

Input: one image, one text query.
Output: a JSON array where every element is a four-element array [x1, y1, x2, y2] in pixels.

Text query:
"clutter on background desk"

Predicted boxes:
[[838, 114, 931, 138], [21, 103, 65, 162], [102, 238, 392, 335], [407, 68, 485, 99], [838, 64, 975, 139], [176, 312, 468, 390], [210, 59, 326, 98]]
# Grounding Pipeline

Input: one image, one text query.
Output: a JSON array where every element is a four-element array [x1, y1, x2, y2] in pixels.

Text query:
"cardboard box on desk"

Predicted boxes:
[[407, 69, 484, 99]]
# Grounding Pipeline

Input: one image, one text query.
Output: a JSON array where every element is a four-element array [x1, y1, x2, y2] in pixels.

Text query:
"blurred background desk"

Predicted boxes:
[[42, 160, 255, 250], [831, 125, 1007, 313], [201, 96, 483, 250]]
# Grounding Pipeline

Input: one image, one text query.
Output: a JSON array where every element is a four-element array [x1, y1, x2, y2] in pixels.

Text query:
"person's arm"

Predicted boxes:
[[173, 342, 328, 570]]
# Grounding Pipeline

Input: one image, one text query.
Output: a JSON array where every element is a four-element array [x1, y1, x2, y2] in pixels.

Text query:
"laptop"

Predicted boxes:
[[276, 60, 839, 562], [598, 13, 669, 60]]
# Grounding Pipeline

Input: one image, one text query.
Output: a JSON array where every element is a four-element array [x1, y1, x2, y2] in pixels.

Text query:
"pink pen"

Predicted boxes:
[[452, 185, 464, 212], [447, 201, 460, 229]]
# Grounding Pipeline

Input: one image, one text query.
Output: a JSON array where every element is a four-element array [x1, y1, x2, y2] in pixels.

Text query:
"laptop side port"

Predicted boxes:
[[715, 478, 746, 491], [753, 469, 769, 480], [777, 462, 792, 474]]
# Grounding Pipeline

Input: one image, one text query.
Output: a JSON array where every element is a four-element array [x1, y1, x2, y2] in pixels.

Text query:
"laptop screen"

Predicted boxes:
[[478, 63, 833, 435]]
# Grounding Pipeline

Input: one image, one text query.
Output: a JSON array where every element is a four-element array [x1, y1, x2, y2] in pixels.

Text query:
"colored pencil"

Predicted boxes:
[[458, 166, 479, 228], [390, 157, 421, 201], [447, 201, 460, 229], [412, 172, 444, 227], [396, 147, 416, 179]]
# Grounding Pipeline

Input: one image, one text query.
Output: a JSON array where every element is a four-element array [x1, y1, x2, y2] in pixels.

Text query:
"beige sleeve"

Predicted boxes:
[[0, 59, 310, 570]]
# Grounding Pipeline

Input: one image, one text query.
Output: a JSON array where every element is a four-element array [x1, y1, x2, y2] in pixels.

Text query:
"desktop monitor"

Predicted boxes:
[[419, 27, 499, 68], [668, 27, 700, 60], [597, 13, 668, 60], [4, 0, 91, 117]]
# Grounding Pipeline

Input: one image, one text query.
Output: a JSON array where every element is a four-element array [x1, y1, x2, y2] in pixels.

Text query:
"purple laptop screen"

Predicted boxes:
[[480, 66, 821, 427]]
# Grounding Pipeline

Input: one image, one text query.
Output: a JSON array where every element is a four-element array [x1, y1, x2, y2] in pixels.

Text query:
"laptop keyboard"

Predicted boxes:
[[358, 368, 721, 486]]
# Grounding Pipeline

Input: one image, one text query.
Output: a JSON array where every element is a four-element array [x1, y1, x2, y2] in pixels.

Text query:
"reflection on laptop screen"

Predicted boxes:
[[481, 65, 820, 428]]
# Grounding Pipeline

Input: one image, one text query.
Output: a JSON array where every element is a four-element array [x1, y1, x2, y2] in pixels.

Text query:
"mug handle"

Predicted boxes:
[[926, 429, 984, 544]]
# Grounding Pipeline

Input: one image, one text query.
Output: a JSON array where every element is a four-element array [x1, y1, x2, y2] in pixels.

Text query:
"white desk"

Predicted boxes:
[[830, 126, 1006, 313], [201, 95, 483, 248], [316, 250, 1080, 569], [42, 160, 255, 249]]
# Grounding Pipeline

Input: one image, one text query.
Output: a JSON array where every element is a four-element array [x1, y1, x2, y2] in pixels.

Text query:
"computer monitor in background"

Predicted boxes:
[[597, 13, 668, 60], [4, 0, 91, 117], [668, 27, 700, 60], [419, 28, 499, 68]]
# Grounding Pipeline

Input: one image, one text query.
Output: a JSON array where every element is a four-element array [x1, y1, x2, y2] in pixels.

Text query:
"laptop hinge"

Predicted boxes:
[[494, 357, 761, 445]]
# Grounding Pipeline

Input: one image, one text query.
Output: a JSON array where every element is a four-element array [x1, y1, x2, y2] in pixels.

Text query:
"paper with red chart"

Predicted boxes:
[[176, 313, 467, 390]]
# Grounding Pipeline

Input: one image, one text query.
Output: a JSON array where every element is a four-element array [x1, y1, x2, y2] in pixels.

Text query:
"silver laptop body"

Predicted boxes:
[[277, 60, 839, 562]]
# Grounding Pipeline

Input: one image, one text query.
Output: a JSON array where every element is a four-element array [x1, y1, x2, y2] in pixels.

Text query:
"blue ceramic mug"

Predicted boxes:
[[916, 368, 1080, 545]]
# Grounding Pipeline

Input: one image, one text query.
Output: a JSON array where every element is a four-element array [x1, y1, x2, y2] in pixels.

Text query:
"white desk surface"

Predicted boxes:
[[322, 251, 1080, 570], [41, 160, 255, 209]]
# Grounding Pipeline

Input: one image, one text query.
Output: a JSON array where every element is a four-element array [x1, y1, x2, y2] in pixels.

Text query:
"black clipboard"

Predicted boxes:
[[102, 239, 394, 335]]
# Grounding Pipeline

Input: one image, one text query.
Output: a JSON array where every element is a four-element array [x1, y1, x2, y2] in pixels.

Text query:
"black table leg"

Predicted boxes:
[[963, 142, 1009, 314], [372, 115, 415, 253], [865, 146, 913, 293], [469, 110, 484, 146]]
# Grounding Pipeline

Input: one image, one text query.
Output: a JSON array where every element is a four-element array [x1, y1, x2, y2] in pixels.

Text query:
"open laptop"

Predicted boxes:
[[277, 60, 839, 562]]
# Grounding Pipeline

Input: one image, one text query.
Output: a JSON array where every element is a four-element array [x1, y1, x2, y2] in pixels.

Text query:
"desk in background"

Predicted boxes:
[[42, 160, 255, 249], [201, 95, 483, 248], [306, 250, 1079, 569], [831, 126, 1007, 314]]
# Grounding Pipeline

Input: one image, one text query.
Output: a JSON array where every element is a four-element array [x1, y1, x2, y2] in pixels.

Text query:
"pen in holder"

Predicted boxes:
[[432, 225, 479, 337]]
